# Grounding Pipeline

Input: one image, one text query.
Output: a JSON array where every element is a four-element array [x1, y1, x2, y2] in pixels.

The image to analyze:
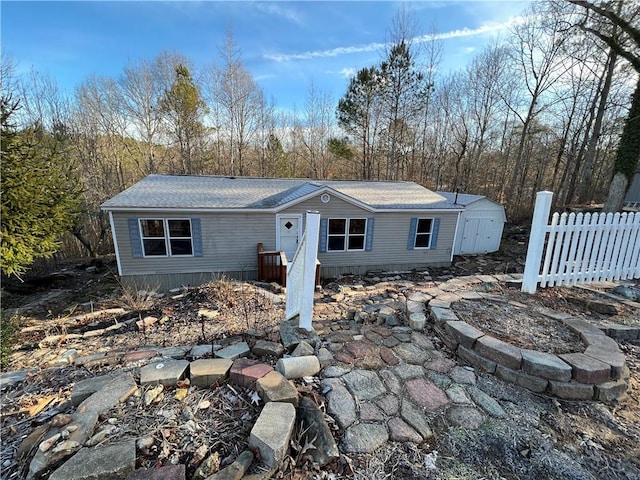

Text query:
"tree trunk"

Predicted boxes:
[[578, 48, 617, 203], [603, 172, 629, 212], [602, 76, 640, 212]]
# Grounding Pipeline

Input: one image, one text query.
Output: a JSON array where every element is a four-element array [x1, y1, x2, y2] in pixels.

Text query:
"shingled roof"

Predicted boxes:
[[101, 174, 461, 211]]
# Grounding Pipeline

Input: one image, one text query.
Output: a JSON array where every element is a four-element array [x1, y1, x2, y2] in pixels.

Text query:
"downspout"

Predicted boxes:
[[108, 211, 123, 276]]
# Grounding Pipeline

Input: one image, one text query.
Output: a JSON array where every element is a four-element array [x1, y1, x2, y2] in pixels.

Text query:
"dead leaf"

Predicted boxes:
[[176, 379, 190, 388], [174, 388, 188, 401], [144, 385, 164, 406], [27, 396, 56, 417]]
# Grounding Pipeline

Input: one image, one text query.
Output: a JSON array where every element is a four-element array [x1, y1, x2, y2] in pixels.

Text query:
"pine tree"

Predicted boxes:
[[160, 64, 208, 175], [1, 105, 81, 277]]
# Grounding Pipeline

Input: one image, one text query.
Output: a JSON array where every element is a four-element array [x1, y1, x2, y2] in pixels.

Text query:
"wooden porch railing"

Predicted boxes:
[[257, 243, 287, 286], [257, 243, 321, 287]]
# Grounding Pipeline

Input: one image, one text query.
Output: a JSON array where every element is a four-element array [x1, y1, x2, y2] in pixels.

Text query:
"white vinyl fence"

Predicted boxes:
[[285, 211, 320, 331], [522, 191, 640, 293]]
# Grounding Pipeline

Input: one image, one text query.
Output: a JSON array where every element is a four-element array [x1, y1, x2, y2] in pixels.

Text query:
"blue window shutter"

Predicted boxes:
[[191, 218, 203, 257], [319, 218, 328, 252], [431, 218, 440, 249], [407, 217, 418, 250], [128, 219, 143, 258], [365, 217, 375, 251]]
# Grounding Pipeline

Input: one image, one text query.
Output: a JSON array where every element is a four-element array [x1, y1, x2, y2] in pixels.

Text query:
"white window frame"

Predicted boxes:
[[414, 218, 434, 250], [327, 218, 367, 252], [139, 218, 194, 258]]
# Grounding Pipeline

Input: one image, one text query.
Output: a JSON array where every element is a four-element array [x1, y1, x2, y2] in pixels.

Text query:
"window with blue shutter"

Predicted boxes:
[[131, 218, 201, 257], [409, 217, 440, 249], [324, 218, 369, 251]]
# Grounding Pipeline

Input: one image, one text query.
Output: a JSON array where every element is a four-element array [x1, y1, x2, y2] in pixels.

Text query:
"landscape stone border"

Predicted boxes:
[[428, 275, 633, 401], [22, 342, 325, 480]]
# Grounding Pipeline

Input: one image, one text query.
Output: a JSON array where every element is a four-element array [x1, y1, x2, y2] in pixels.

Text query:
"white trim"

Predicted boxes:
[[366, 208, 463, 213], [413, 218, 435, 250], [166, 218, 194, 257], [326, 217, 367, 252], [276, 213, 303, 255], [109, 211, 122, 276], [139, 218, 195, 258], [105, 207, 275, 213], [139, 218, 169, 258], [103, 206, 463, 214]]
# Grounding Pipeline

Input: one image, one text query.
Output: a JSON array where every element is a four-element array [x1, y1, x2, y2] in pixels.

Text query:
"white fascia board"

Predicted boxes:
[[108, 211, 123, 276], [372, 208, 464, 213], [101, 207, 279, 213], [103, 206, 463, 214]]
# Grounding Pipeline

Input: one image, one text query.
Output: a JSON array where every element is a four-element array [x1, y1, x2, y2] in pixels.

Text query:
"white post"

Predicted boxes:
[[522, 191, 553, 294], [299, 211, 320, 331]]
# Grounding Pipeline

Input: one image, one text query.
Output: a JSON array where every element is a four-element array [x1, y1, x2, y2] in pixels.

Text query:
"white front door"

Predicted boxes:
[[276, 215, 302, 260]]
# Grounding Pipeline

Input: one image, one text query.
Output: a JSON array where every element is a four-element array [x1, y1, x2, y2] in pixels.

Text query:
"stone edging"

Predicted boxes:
[[427, 278, 630, 401]]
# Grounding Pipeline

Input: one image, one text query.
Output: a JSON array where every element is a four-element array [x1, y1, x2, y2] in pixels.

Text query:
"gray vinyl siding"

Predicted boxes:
[[281, 193, 457, 268], [113, 210, 276, 278]]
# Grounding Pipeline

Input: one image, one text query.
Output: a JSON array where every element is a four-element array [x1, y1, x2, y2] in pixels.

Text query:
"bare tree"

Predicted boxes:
[[71, 76, 130, 255], [118, 56, 169, 175], [504, 3, 575, 214], [567, 0, 640, 211], [208, 27, 264, 176], [298, 80, 335, 178], [17, 68, 71, 136], [1, 55, 21, 125]]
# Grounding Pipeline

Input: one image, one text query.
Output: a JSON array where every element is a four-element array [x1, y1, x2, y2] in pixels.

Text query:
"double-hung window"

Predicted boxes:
[[139, 219, 193, 257], [328, 218, 367, 251], [413, 218, 434, 249]]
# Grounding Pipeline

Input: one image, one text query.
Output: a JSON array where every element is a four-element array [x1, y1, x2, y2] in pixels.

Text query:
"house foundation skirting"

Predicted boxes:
[[318, 263, 449, 279], [119, 270, 258, 292], [119, 262, 451, 292]]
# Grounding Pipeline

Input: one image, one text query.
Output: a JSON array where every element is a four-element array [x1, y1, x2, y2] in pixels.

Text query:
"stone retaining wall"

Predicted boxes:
[[429, 299, 630, 401]]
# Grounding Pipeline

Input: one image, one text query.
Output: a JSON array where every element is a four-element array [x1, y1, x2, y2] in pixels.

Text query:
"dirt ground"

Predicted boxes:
[[1, 227, 639, 480]]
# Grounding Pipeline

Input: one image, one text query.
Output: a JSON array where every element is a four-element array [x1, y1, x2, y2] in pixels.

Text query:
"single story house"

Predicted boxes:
[[101, 174, 464, 290], [437, 192, 506, 255]]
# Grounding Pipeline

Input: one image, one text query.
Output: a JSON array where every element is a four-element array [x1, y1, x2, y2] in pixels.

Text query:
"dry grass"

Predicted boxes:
[[116, 280, 160, 313]]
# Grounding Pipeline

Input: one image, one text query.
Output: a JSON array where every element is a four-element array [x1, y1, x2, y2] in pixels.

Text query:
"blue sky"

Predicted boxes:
[[2, 1, 530, 110]]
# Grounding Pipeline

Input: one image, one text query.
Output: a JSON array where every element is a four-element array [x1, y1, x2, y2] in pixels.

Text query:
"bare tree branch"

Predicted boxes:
[[568, 0, 640, 75], [579, 24, 640, 70], [568, 0, 640, 47]]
